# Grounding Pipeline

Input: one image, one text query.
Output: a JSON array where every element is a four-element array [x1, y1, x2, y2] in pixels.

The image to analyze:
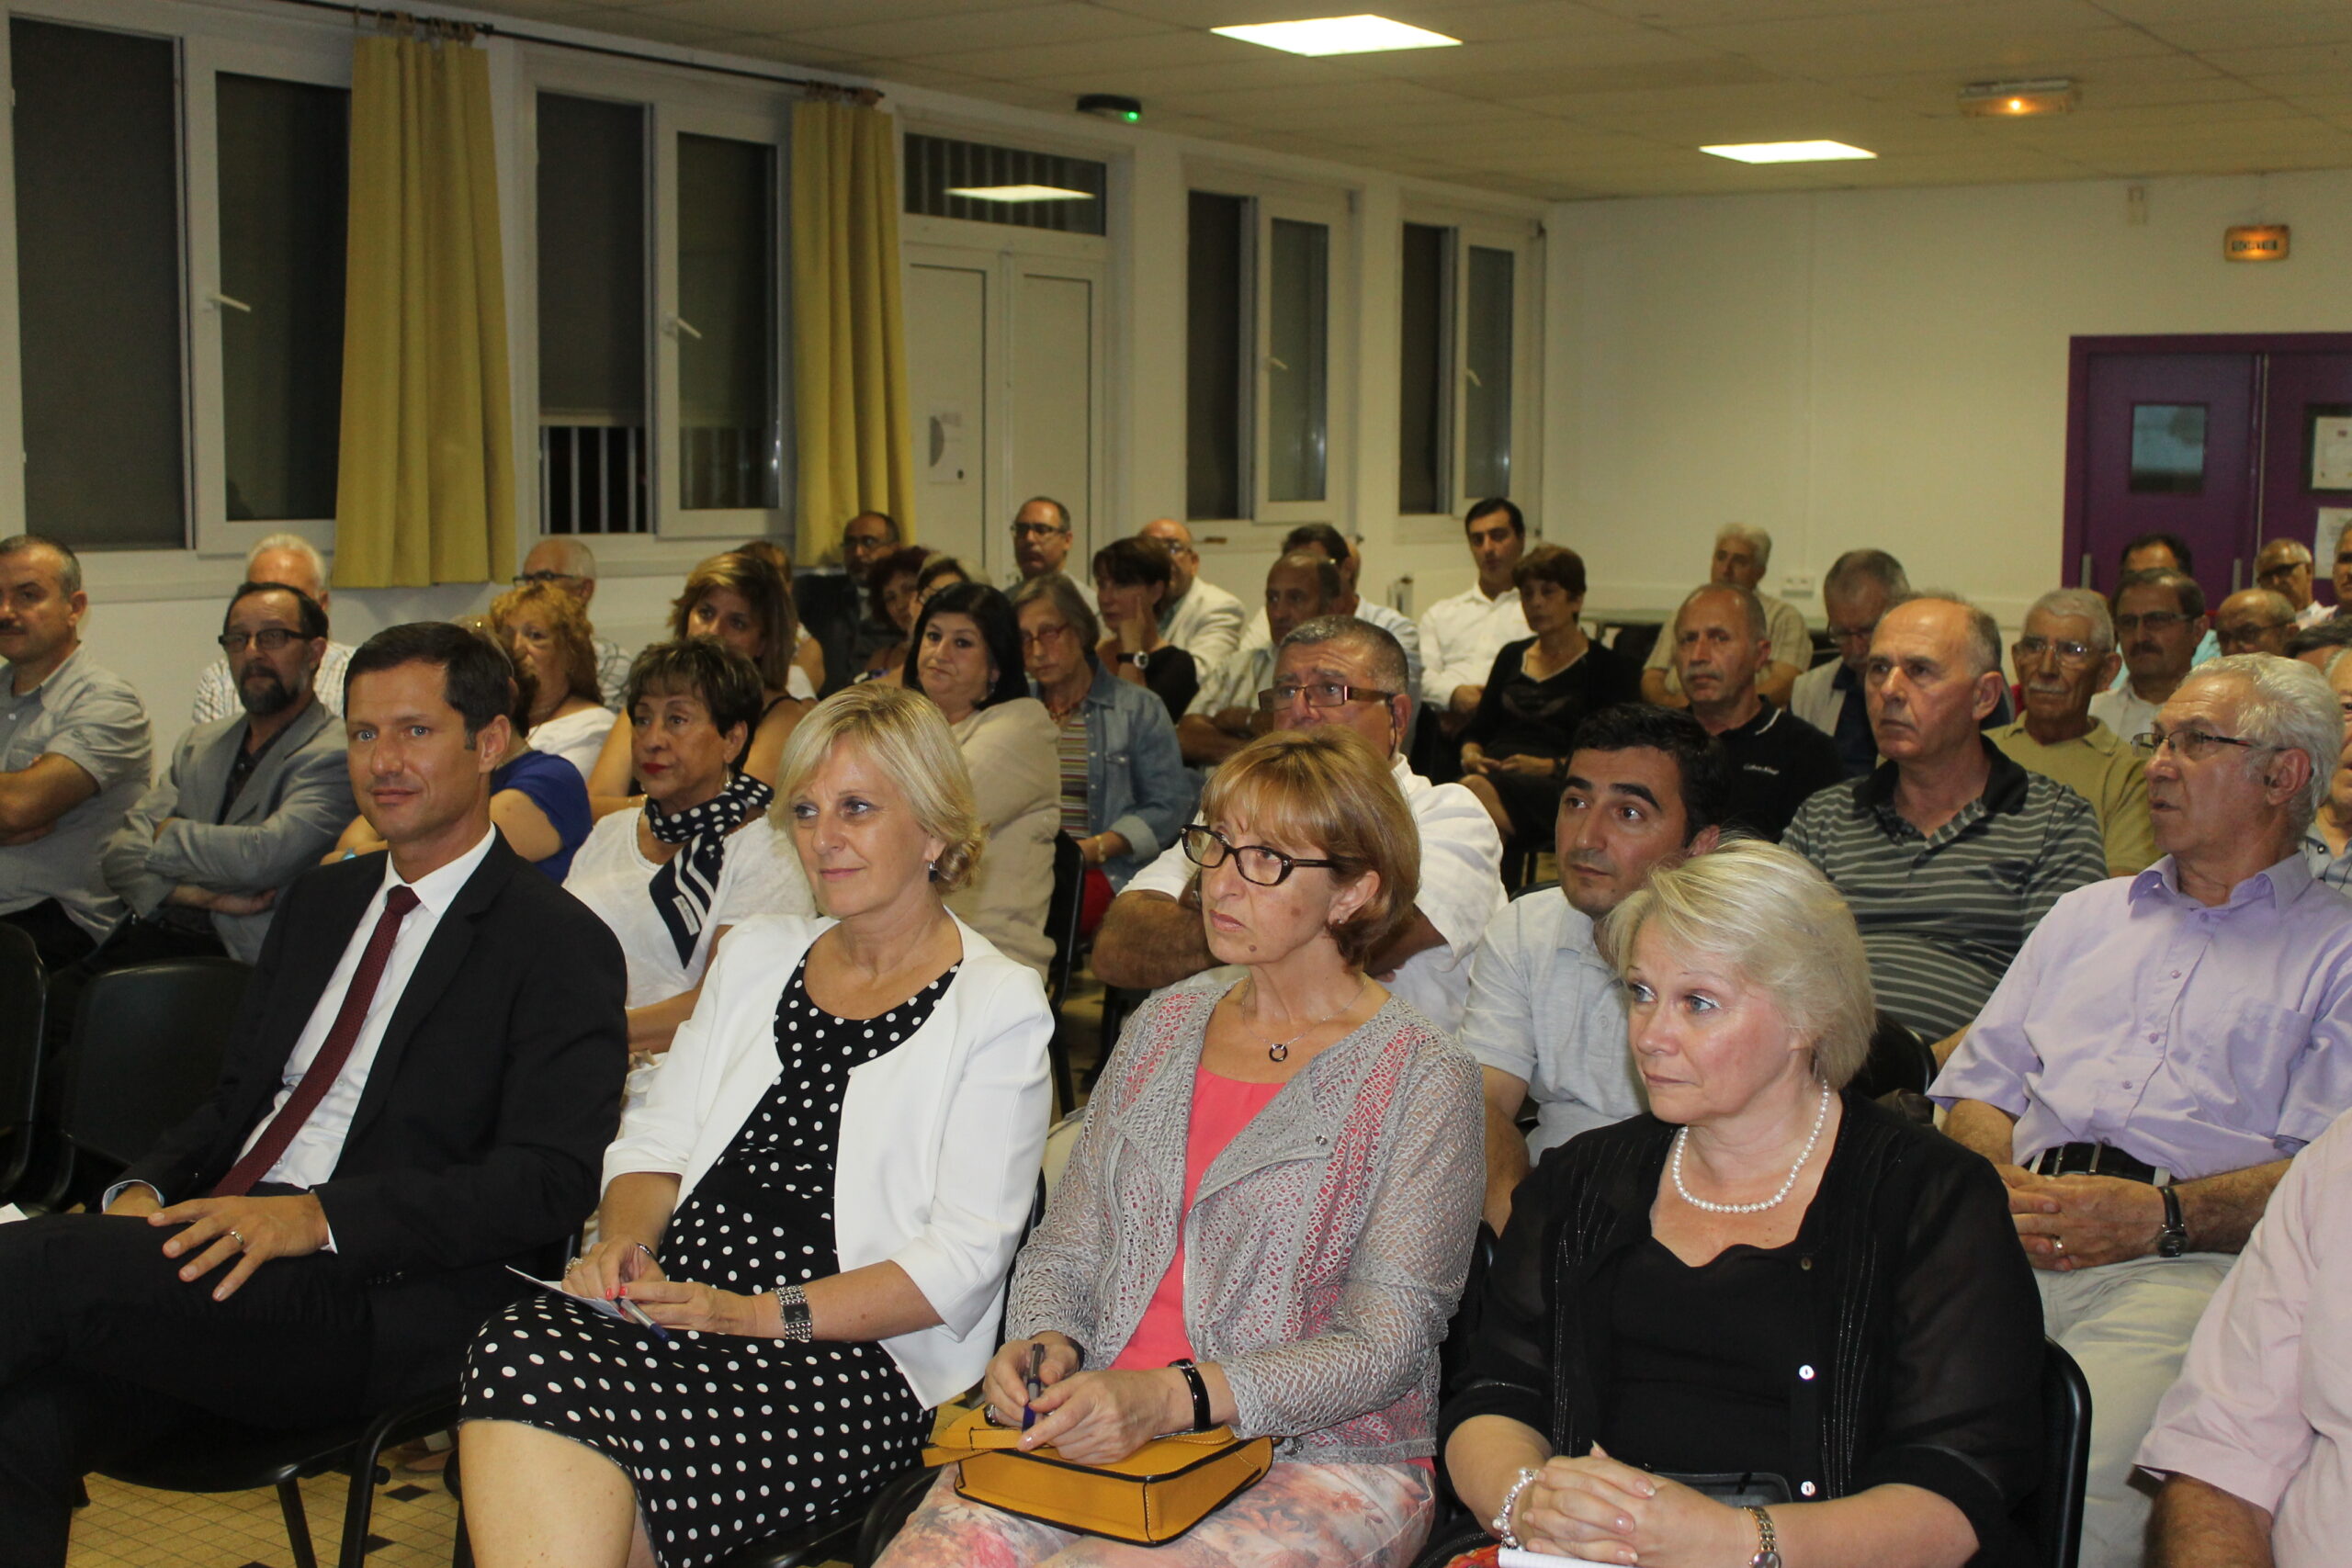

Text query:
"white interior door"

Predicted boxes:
[[904, 239, 1105, 584], [903, 251, 989, 571]]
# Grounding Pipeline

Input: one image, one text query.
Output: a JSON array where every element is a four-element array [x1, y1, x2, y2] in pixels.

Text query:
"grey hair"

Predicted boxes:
[[1597, 838, 1876, 1091], [248, 532, 329, 591], [1907, 592, 2005, 680], [1009, 571, 1102, 659], [1715, 522, 1772, 571], [1282, 614, 1411, 698], [2028, 587, 2117, 657], [1824, 548, 1908, 601], [2176, 653, 2340, 834], [1017, 495, 1070, 532], [0, 534, 81, 596], [529, 536, 598, 578], [1677, 581, 1768, 644]]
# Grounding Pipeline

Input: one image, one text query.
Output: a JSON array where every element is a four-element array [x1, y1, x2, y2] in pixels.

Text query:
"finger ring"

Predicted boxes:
[[2053, 1238, 2065, 1254], [228, 1229, 248, 1250], [567, 1257, 584, 1273]]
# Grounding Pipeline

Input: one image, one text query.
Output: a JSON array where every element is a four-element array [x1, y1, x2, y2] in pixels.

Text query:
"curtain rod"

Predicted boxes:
[[265, 0, 883, 105]]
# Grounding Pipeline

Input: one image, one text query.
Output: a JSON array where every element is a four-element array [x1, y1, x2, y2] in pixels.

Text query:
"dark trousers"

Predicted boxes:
[[0, 1213, 376, 1564], [0, 902, 94, 973]]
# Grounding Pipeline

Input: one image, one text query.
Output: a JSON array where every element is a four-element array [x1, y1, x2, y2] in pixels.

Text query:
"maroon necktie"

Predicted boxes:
[[210, 886, 421, 1198]]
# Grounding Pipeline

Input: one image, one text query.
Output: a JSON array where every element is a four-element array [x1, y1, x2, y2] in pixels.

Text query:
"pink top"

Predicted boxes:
[[1113, 1068, 1283, 1371], [2137, 1107, 2352, 1567]]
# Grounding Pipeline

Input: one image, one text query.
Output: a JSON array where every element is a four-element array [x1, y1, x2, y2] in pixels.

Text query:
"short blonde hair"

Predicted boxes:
[[1198, 728, 1418, 968], [488, 581, 603, 706], [1598, 839, 1874, 1089], [773, 683, 985, 893]]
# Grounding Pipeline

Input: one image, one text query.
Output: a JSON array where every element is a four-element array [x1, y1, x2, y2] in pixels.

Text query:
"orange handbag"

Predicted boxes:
[[922, 1402, 1273, 1545]]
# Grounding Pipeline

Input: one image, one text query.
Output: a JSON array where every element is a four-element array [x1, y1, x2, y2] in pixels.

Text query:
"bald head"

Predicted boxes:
[[2214, 589, 2296, 657], [2256, 537, 2315, 610], [1139, 518, 1197, 595]]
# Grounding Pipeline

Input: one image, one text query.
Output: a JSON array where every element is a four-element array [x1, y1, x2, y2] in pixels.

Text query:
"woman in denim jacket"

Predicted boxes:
[[878, 727, 1484, 1568], [1014, 573, 1199, 913]]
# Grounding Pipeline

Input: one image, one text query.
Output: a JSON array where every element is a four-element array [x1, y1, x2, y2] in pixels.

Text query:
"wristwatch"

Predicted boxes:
[[1116, 649, 1152, 670], [2156, 1184, 2189, 1258], [1746, 1505, 1782, 1568]]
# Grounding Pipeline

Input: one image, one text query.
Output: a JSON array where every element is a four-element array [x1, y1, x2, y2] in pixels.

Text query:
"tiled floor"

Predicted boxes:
[[70, 1467, 464, 1568]]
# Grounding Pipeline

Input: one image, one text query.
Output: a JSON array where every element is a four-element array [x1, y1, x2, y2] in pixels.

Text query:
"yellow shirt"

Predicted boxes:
[[1988, 719, 2157, 877]]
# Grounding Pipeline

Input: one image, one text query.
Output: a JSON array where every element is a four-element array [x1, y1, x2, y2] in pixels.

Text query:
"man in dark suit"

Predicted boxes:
[[0, 622, 628, 1563], [98, 580, 349, 964]]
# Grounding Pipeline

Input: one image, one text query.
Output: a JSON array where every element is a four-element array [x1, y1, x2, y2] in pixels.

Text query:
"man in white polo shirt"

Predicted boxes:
[[1096, 615, 1504, 1032]]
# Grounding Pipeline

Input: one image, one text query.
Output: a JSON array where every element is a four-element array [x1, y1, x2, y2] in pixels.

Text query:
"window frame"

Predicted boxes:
[[1395, 205, 1544, 536], [1184, 165, 1353, 533]]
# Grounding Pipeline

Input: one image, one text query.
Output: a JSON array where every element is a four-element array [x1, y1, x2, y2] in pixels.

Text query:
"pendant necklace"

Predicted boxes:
[[1240, 975, 1369, 1062], [1671, 1083, 1834, 1214]]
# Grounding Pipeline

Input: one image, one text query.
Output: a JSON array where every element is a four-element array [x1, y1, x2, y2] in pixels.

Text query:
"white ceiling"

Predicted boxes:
[[471, 0, 2352, 200]]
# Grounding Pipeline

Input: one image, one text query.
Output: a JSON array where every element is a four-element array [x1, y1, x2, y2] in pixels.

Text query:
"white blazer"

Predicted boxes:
[[602, 911, 1054, 1407]]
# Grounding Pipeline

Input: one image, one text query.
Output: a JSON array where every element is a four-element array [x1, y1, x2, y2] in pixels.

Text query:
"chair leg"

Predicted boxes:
[[450, 1503, 475, 1568], [276, 1478, 321, 1568]]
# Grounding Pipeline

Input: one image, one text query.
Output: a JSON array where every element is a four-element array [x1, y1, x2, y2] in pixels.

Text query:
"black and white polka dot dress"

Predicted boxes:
[[462, 957, 955, 1567]]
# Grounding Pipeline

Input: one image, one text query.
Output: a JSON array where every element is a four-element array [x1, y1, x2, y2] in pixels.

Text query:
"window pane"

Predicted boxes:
[[219, 73, 346, 522], [1463, 244, 1514, 500], [11, 19, 184, 548], [2130, 403, 2206, 495], [1186, 191, 1247, 521], [677, 132, 778, 513], [537, 93, 648, 535], [1397, 222, 1447, 514], [1266, 218, 1328, 504], [903, 133, 1105, 236]]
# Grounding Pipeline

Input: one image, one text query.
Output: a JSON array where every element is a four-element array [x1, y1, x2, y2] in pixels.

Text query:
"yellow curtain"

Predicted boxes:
[[333, 30, 516, 589], [791, 100, 912, 565]]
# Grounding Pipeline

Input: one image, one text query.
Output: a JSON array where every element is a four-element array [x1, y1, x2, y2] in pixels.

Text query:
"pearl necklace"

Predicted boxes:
[[1671, 1084, 1834, 1214]]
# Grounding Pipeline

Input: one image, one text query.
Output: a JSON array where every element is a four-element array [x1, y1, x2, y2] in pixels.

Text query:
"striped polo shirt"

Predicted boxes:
[[1783, 742, 2109, 1039]]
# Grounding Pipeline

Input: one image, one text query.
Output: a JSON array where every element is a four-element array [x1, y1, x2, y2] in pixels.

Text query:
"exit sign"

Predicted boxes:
[[2225, 225, 2290, 262]]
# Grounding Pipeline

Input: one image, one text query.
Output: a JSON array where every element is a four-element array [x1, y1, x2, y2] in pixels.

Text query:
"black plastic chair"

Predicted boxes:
[[40, 956, 251, 1210], [1850, 1010, 1938, 1102], [1040, 832, 1085, 1117], [2023, 1338, 2093, 1568], [100, 1386, 460, 1568], [1510, 876, 1559, 903], [0, 921, 45, 1201]]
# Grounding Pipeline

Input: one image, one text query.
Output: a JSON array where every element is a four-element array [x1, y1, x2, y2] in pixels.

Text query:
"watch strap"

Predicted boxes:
[[1746, 1504, 1782, 1567], [774, 1281, 813, 1342], [1168, 1358, 1212, 1432], [2159, 1183, 2188, 1257]]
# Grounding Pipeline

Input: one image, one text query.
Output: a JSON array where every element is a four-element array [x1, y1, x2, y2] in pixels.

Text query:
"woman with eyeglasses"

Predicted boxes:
[[877, 727, 1484, 1568], [1457, 544, 1638, 848], [1011, 573, 1194, 934], [488, 581, 616, 784]]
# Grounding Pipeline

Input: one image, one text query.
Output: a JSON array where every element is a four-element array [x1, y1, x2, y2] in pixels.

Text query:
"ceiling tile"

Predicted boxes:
[[2199, 43, 2352, 77], [618, 0, 1032, 30], [1016, 54, 1366, 99], [550, 6, 744, 47], [897, 32, 1256, 83], [783, 3, 1173, 58]]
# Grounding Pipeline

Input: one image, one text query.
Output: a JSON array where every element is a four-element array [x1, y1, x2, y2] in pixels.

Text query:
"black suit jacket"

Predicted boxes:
[[125, 832, 629, 1403]]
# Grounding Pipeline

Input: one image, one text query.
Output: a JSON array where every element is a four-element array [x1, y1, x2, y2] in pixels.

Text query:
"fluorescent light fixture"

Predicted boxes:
[[1211, 15, 1461, 56], [944, 184, 1096, 203], [1959, 78, 2078, 118], [1701, 140, 1877, 164]]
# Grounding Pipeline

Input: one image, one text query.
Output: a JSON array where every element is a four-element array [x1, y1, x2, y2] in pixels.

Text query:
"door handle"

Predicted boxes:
[[667, 316, 703, 341], [209, 292, 253, 314]]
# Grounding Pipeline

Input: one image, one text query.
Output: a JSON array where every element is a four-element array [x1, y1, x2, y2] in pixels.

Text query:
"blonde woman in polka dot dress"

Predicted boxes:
[[458, 684, 1056, 1568]]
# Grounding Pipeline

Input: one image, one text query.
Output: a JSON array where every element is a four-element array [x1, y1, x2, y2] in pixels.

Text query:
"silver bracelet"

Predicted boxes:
[[773, 1281, 813, 1343], [1492, 1465, 1542, 1549]]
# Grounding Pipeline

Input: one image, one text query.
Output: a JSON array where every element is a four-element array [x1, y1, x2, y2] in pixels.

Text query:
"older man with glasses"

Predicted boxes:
[[513, 537, 628, 707], [1001, 496, 1095, 612], [1989, 588, 2158, 877], [1791, 548, 1910, 777], [2256, 537, 2329, 627], [1139, 518, 1245, 669], [1937, 654, 2352, 1568], [1095, 615, 1504, 1033], [2213, 588, 2298, 657], [2092, 568, 2211, 750]]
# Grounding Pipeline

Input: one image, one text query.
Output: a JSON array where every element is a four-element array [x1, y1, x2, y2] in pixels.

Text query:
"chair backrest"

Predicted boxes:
[[1851, 1010, 1937, 1100], [62, 957, 253, 1169], [0, 923, 45, 1197], [1042, 832, 1085, 1013], [2019, 1337, 2092, 1568]]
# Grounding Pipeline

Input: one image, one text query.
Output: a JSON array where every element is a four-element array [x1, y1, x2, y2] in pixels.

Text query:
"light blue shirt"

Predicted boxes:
[[1457, 887, 1645, 1156]]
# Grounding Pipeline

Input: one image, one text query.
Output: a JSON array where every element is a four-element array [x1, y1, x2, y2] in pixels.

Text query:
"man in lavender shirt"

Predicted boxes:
[[2136, 1106, 2352, 1568], [1934, 654, 2352, 1568]]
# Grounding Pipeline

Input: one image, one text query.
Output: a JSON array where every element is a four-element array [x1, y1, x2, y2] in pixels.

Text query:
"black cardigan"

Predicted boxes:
[[1442, 1093, 2044, 1565]]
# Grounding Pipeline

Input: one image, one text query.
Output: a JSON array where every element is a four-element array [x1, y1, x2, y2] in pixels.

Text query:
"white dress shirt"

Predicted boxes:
[[1419, 583, 1529, 709], [239, 828, 500, 1191], [1160, 576, 1247, 668], [1123, 753, 1505, 1032]]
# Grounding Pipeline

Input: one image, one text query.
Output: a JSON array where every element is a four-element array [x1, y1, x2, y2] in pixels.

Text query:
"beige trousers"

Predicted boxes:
[[2036, 1252, 2234, 1568]]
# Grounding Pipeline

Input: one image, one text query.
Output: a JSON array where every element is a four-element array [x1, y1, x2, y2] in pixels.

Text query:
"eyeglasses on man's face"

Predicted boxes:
[[1180, 824, 1340, 886], [1826, 619, 1879, 644], [1256, 681, 1396, 714], [513, 570, 582, 589], [2132, 727, 2276, 762], [2012, 636, 2098, 667], [2214, 621, 2290, 649], [1011, 521, 1068, 540], [217, 628, 307, 653]]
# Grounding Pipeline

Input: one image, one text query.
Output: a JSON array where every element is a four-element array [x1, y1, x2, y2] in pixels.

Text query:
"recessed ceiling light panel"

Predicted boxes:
[[1959, 78, 2079, 118], [944, 185, 1097, 203], [1211, 15, 1461, 56], [1700, 140, 1877, 164]]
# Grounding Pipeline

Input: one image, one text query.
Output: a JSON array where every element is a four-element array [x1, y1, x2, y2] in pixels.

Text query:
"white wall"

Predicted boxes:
[[1547, 167, 2352, 627]]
